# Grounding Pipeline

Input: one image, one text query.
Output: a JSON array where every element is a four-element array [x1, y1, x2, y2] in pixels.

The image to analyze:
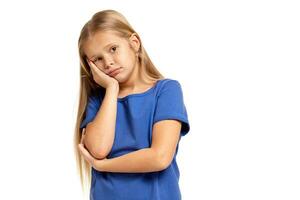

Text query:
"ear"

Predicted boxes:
[[129, 33, 140, 53]]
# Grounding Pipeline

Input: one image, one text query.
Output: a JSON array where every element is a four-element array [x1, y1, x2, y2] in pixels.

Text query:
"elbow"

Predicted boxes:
[[83, 138, 109, 160], [154, 150, 172, 171], [83, 125, 110, 160], [89, 147, 109, 160], [158, 157, 171, 171]]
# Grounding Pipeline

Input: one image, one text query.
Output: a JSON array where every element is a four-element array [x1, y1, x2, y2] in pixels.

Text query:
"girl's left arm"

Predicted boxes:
[[78, 120, 181, 173], [100, 148, 164, 173]]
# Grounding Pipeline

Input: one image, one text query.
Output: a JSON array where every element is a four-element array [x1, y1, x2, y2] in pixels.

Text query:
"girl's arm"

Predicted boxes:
[[96, 120, 182, 173], [83, 85, 119, 160], [99, 148, 164, 173]]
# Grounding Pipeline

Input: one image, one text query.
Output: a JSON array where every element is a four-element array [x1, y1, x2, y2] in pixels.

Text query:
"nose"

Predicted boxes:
[[104, 57, 114, 70]]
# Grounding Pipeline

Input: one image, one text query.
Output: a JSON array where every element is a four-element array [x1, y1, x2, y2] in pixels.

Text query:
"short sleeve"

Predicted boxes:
[[153, 80, 190, 136], [80, 92, 102, 130]]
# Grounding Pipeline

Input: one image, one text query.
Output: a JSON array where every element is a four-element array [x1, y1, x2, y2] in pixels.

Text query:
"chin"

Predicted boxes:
[[115, 74, 130, 84], [115, 77, 125, 83], [112, 74, 123, 82]]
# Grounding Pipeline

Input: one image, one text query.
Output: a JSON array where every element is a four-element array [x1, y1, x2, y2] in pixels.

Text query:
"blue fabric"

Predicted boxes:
[[80, 78, 190, 200]]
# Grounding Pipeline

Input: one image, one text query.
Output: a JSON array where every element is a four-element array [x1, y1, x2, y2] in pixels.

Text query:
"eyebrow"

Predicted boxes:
[[90, 43, 115, 59]]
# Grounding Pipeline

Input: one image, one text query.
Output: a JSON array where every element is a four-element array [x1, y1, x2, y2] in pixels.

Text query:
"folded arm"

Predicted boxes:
[[98, 120, 182, 173]]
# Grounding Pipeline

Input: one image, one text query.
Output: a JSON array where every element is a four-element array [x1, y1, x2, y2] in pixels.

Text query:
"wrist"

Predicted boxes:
[[107, 84, 119, 93]]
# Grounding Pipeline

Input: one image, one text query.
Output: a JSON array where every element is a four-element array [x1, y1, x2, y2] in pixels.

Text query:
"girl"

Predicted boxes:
[[74, 9, 190, 200]]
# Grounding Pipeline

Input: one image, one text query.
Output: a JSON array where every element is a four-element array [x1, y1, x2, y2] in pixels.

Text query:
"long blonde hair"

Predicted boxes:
[[74, 9, 165, 196]]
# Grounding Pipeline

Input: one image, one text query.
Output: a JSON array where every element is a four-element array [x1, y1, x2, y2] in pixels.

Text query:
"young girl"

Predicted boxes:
[[74, 9, 190, 200]]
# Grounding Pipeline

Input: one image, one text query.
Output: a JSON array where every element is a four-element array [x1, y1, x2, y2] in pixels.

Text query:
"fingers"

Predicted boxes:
[[87, 59, 97, 70], [87, 59, 104, 73], [86, 59, 93, 66], [89, 61, 95, 69], [80, 128, 86, 144], [78, 143, 95, 165], [86, 59, 96, 74]]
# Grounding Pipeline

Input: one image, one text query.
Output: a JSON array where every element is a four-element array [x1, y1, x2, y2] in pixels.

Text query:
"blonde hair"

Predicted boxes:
[[74, 9, 165, 197]]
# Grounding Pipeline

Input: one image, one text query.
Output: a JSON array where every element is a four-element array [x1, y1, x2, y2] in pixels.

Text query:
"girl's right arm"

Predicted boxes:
[[83, 59, 119, 160], [83, 84, 119, 160]]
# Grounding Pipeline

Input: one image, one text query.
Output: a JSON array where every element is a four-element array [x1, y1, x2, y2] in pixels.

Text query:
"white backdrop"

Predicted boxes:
[[0, 0, 299, 199]]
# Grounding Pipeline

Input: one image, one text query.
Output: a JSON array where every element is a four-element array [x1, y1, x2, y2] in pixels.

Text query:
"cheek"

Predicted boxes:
[[117, 52, 135, 67]]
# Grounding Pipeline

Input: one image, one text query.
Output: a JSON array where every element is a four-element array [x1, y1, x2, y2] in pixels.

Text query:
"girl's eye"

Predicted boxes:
[[93, 46, 117, 62], [111, 46, 117, 52], [94, 57, 102, 62]]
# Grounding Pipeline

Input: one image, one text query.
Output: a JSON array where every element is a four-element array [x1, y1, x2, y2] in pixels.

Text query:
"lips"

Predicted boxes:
[[108, 68, 121, 76]]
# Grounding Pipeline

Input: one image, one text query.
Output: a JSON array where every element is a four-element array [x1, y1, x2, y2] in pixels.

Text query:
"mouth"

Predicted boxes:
[[108, 68, 122, 76]]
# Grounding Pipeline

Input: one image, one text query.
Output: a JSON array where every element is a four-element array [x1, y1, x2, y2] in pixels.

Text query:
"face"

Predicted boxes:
[[83, 30, 140, 82]]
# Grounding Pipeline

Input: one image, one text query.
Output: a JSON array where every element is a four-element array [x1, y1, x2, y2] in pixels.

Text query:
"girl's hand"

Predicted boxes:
[[78, 128, 107, 171], [86, 59, 119, 89], [80, 128, 86, 146]]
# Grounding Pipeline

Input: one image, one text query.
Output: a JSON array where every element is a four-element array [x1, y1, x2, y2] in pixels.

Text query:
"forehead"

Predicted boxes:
[[84, 30, 127, 57]]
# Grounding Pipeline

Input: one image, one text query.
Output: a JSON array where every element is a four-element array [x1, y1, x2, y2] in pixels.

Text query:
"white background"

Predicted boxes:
[[0, 0, 299, 200]]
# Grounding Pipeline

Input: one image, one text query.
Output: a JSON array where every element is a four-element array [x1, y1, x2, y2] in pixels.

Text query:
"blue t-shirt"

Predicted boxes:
[[80, 78, 190, 200]]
